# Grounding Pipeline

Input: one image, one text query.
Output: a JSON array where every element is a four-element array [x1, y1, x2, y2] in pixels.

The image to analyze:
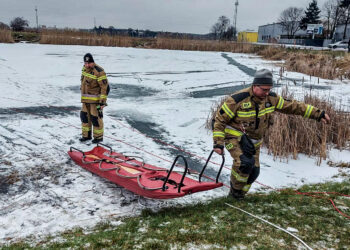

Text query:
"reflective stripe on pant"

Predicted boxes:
[[225, 137, 261, 194], [81, 103, 104, 139]]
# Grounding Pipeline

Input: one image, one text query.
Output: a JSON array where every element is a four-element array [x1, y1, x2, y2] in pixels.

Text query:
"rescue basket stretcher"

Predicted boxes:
[[68, 143, 225, 199]]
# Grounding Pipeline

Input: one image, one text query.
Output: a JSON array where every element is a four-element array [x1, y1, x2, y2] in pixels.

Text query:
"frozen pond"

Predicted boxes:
[[0, 43, 349, 243]]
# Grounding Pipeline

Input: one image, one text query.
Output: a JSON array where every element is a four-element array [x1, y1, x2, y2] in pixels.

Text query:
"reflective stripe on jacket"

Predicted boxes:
[[213, 87, 323, 147], [81, 64, 109, 104]]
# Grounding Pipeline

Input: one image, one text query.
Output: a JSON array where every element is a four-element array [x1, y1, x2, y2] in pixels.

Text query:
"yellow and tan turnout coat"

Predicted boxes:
[[213, 87, 323, 147], [213, 86, 324, 195], [81, 64, 109, 105]]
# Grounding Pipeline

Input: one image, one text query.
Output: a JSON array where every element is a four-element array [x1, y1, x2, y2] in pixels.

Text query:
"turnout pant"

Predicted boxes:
[[80, 103, 104, 139], [225, 137, 261, 194]]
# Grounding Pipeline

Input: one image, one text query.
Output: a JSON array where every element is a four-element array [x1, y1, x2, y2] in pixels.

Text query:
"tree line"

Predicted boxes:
[[275, 0, 350, 40], [211, 0, 350, 40]]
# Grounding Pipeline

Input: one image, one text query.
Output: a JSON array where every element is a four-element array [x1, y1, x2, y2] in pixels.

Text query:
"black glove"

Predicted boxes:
[[317, 111, 325, 122], [239, 134, 256, 157], [213, 144, 224, 150]]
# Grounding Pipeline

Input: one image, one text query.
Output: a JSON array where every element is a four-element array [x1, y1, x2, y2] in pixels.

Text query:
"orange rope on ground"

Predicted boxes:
[[7, 101, 225, 188], [4, 97, 350, 218]]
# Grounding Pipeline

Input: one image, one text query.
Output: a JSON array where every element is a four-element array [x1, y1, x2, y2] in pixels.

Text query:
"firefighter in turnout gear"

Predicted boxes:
[[213, 69, 330, 200], [79, 53, 109, 143]]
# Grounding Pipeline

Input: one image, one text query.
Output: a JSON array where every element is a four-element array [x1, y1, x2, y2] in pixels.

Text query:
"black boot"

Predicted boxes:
[[229, 188, 245, 200], [92, 137, 103, 143], [79, 131, 92, 142], [79, 136, 92, 142]]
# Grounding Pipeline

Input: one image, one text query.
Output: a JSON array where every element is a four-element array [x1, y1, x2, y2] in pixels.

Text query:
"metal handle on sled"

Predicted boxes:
[[97, 142, 113, 154], [70, 147, 85, 156], [162, 155, 189, 193], [199, 150, 225, 183]]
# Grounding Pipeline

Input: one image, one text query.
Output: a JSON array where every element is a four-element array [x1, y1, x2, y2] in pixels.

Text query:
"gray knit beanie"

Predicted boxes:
[[252, 69, 273, 86]]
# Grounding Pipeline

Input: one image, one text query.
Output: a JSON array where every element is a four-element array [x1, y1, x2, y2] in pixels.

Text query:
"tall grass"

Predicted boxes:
[[154, 37, 257, 52], [207, 89, 350, 164], [38, 29, 350, 80], [40, 29, 257, 52], [40, 29, 151, 47], [0, 29, 14, 43], [264, 89, 350, 164]]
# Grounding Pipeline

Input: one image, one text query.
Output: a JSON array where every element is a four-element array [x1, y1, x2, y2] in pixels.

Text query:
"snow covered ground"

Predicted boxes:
[[0, 43, 349, 243]]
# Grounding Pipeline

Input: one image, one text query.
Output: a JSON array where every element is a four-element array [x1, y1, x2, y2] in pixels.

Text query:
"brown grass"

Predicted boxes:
[[37, 29, 350, 80], [154, 37, 257, 52], [336, 53, 350, 79], [0, 29, 14, 43], [207, 89, 350, 164], [40, 29, 140, 47]]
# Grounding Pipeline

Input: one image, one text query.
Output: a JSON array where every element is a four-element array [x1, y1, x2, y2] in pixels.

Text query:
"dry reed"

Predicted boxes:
[[40, 29, 143, 47], [0, 29, 14, 43], [38, 29, 350, 80], [206, 88, 350, 164]]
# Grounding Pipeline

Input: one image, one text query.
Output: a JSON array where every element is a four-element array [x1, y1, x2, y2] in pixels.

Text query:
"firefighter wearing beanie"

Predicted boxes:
[[212, 69, 330, 200], [79, 53, 109, 143]]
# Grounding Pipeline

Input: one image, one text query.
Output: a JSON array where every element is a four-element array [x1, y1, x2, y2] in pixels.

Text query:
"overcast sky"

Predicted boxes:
[[0, 0, 328, 34]]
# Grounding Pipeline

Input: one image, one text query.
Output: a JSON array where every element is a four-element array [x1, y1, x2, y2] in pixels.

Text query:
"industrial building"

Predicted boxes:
[[237, 31, 258, 42]]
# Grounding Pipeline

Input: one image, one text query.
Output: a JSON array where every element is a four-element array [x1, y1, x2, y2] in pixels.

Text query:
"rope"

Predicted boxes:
[[116, 117, 350, 219], [7, 104, 224, 189], [225, 203, 313, 250], [255, 181, 350, 219], [109, 116, 224, 167], [4, 97, 350, 218]]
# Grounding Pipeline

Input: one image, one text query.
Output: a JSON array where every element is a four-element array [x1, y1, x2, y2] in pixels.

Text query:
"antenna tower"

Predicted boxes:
[[35, 6, 39, 30], [234, 0, 239, 38]]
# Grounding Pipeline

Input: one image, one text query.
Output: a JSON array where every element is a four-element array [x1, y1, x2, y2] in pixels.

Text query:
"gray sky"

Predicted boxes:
[[0, 0, 328, 34]]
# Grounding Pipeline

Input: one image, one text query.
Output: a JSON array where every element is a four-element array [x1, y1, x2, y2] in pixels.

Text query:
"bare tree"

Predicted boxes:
[[323, 0, 344, 39], [10, 17, 29, 31], [210, 22, 222, 39], [340, 0, 350, 39], [210, 16, 231, 40], [278, 7, 304, 38]]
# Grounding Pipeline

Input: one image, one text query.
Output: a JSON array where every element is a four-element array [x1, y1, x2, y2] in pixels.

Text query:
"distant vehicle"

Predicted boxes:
[[328, 40, 349, 49]]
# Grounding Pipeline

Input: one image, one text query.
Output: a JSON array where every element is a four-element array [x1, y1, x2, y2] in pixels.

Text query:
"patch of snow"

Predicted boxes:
[[0, 43, 349, 244]]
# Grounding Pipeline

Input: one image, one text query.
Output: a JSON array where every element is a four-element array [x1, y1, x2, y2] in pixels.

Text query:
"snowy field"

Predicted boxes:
[[0, 43, 349, 243]]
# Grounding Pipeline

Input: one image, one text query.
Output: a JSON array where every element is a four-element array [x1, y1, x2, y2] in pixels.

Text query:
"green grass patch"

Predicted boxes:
[[3, 178, 350, 249]]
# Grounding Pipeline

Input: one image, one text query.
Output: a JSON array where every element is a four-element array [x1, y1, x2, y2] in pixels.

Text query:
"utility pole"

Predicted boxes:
[[94, 17, 96, 28], [234, 0, 239, 40], [35, 6, 39, 30]]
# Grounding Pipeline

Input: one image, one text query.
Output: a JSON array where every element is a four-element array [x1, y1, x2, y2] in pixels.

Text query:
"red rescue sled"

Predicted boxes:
[[68, 143, 224, 199]]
